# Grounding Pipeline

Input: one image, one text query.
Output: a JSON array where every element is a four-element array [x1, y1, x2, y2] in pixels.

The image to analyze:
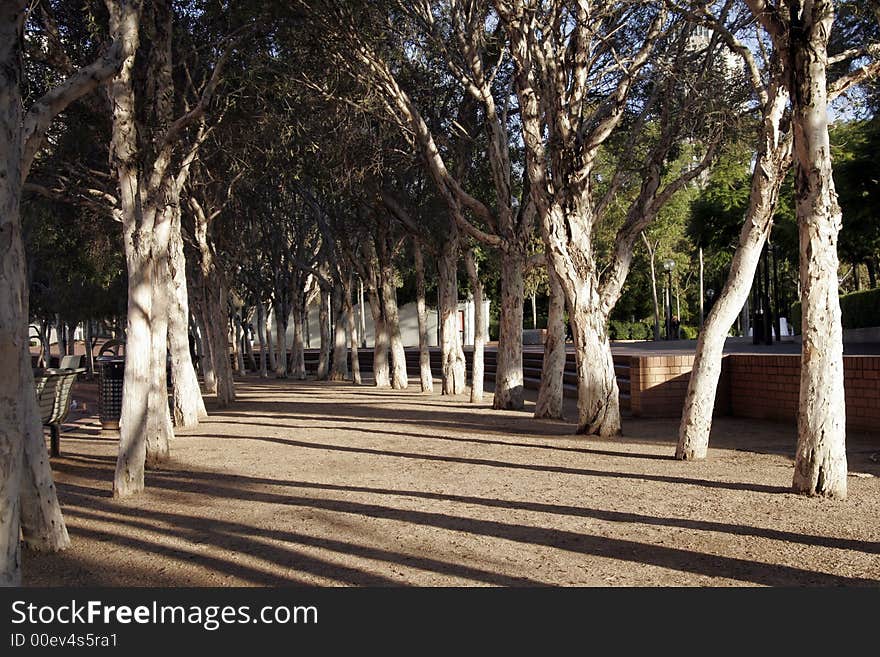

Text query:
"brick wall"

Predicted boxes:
[[729, 355, 879, 432], [629, 354, 729, 418], [627, 352, 879, 432], [728, 355, 799, 423]]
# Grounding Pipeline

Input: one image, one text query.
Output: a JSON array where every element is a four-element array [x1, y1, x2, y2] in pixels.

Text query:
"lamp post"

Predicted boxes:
[[662, 258, 675, 340]]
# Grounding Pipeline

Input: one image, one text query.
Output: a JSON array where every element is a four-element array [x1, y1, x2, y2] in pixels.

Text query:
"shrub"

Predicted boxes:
[[680, 324, 699, 340], [608, 320, 653, 341], [790, 287, 880, 334]]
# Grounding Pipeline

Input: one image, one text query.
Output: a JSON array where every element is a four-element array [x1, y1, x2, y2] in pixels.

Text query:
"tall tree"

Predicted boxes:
[[0, 0, 138, 586], [498, 1, 723, 435]]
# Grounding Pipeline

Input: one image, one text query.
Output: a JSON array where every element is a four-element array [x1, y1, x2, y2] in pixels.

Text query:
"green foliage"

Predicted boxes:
[[608, 319, 653, 341], [680, 324, 699, 340], [831, 119, 880, 267], [24, 198, 125, 323], [790, 288, 880, 333]]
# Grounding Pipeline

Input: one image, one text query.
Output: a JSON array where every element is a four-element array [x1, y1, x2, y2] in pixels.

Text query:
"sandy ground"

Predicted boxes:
[[23, 375, 880, 587]]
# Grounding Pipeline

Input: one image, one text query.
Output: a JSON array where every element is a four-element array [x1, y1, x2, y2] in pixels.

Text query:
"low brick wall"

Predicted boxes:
[[728, 356, 799, 424], [729, 355, 879, 432], [629, 354, 729, 418], [627, 352, 879, 432]]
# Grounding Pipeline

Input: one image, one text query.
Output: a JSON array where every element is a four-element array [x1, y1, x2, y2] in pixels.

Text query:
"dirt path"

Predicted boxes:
[[24, 376, 880, 586]]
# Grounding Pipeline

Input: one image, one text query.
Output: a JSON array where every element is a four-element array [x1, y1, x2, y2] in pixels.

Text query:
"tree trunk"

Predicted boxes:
[[256, 300, 269, 378], [209, 277, 235, 405], [413, 243, 434, 393], [273, 298, 289, 378], [167, 205, 205, 427], [144, 204, 173, 467], [317, 287, 331, 380], [544, 200, 621, 435], [366, 280, 390, 388], [535, 262, 565, 419], [39, 319, 51, 368], [642, 234, 661, 341], [1, 2, 73, 576], [195, 305, 216, 391], [569, 300, 621, 435], [84, 320, 95, 374], [290, 285, 306, 380], [114, 226, 153, 496], [866, 258, 877, 288], [264, 303, 276, 372], [19, 344, 70, 553], [437, 233, 465, 394], [493, 254, 524, 410], [343, 277, 361, 385], [66, 321, 77, 355], [56, 315, 66, 358], [463, 249, 485, 403], [0, 11, 25, 571], [789, 2, 847, 498], [381, 266, 408, 390], [110, 25, 153, 496], [677, 85, 790, 460], [329, 284, 349, 381], [233, 312, 246, 373], [358, 279, 367, 348], [244, 315, 255, 369]]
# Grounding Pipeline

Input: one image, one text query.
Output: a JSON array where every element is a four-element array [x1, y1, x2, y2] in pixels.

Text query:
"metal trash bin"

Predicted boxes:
[[97, 357, 125, 430]]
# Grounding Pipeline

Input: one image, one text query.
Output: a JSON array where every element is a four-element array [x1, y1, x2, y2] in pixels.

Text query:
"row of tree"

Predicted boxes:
[[1, 0, 877, 586]]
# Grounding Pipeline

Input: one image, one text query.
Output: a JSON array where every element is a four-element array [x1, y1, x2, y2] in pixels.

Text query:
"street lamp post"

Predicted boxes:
[[662, 258, 675, 340]]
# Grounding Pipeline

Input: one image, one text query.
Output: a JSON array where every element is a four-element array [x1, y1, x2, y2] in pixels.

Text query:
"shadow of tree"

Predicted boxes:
[[50, 457, 879, 587]]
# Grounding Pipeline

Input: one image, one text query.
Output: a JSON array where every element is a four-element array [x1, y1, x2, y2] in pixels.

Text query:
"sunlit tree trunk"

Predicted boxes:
[[381, 265, 408, 390], [463, 249, 485, 403], [788, 0, 847, 498], [108, 0, 152, 496], [365, 277, 390, 388], [677, 85, 790, 460], [493, 254, 524, 409], [535, 262, 565, 419], [168, 205, 206, 427], [437, 230, 465, 394], [413, 242, 433, 392], [145, 203, 173, 466]]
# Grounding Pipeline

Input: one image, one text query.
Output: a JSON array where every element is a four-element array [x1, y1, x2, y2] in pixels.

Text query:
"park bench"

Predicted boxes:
[[34, 367, 84, 457]]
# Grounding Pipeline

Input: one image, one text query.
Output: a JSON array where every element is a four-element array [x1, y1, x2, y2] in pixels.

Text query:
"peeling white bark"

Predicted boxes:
[[438, 233, 465, 394], [788, 0, 847, 498], [535, 262, 565, 419], [493, 255, 524, 410], [677, 85, 790, 460], [414, 243, 433, 393], [464, 249, 485, 403]]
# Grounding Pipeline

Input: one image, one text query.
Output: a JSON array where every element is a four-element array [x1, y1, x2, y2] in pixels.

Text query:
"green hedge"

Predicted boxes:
[[608, 320, 655, 341], [680, 324, 699, 340], [790, 287, 880, 334]]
